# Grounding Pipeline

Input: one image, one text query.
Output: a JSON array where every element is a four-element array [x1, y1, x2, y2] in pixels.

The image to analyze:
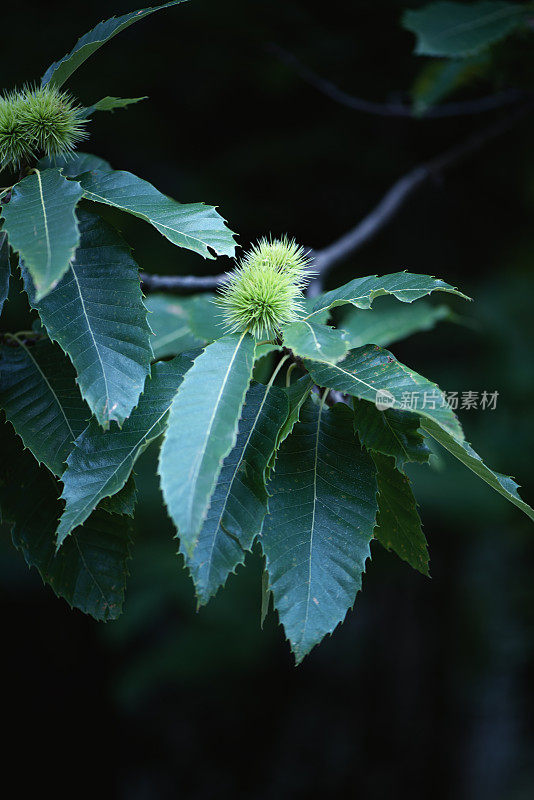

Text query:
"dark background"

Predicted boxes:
[[1, 1, 534, 797]]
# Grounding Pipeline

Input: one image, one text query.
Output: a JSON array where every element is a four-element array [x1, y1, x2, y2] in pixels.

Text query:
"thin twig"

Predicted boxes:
[[140, 271, 228, 292], [268, 43, 528, 119], [141, 102, 534, 296], [309, 102, 534, 292]]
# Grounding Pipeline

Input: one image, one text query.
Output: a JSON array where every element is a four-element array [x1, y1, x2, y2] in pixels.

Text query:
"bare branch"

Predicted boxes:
[[141, 103, 533, 297], [268, 43, 528, 119], [140, 271, 228, 293], [310, 102, 534, 291]]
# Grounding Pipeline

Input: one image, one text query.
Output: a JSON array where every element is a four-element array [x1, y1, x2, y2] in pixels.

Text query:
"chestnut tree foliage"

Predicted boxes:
[[1, 1, 533, 662]]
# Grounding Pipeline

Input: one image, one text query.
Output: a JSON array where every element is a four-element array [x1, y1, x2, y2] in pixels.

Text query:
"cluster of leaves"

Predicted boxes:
[[403, 1, 534, 115], [1, 0, 533, 663]]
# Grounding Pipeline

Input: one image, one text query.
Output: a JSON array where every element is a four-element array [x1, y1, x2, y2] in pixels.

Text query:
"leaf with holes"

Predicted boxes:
[[79, 170, 237, 258], [261, 399, 378, 663], [182, 379, 289, 605], [23, 208, 153, 428], [307, 272, 469, 319], [372, 452, 429, 576], [42, 1, 189, 87], [353, 398, 431, 470], [1, 169, 83, 300], [159, 333, 255, 555], [0, 338, 89, 475], [56, 355, 192, 547]]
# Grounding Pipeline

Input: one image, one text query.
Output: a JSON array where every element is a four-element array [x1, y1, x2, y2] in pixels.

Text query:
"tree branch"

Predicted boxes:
[[142, 102, 534, 296], [140, 271, 228, 292], [308, 102, 534, 293], [268, 43, 528, 119]]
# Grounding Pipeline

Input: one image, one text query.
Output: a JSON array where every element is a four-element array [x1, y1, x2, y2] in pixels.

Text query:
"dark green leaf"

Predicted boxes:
[[159, 333, 255, 555], [260, 564, 271, 629], [38, 152, 112, 177], [403, 1, 526, 57], [308, 272, 469, 319], [306, 345, 464, 440], [0, 231, 9, 316], [81, 96, 147, 118], [182, 380, 289, 605], [261, 399, 378, 663], [422, 417, 534, 522], [145, 294, 206, 359], [353, 398, 431, 470], [42, 1, 189, 87], [186, 294, 227, 340], [411, 55, 490, 116], [340, 297, 454, 348], [282, 319, 349, 363], [56, 355, 192, 546], [372, 453, 429, 576], [79, 170, 237, 258], [0, 337, 89, 475], [1, 169, 83, 300], [99, 473, 137, 517], [269, 375, 313, 475], [23, 208, 153, 428], [0, 423, 132, 620]]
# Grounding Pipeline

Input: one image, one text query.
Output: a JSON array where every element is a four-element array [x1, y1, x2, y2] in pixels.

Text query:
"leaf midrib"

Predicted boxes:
[[83, 187, 208, 250], [70, 262, 110, 414], [62, 401, 173, 534], [185, 331, 248, 537], [35, 170, 52, 282], [300, 397, 324, 650], [12, 335, 76, 447]]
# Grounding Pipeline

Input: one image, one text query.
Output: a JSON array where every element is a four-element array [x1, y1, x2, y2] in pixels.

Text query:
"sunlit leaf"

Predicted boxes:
[[159, 333, 255, 555]]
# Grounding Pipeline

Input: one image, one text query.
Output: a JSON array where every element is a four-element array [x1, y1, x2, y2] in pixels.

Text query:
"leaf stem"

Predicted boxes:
[[286, 362, 298, 387]]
